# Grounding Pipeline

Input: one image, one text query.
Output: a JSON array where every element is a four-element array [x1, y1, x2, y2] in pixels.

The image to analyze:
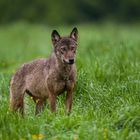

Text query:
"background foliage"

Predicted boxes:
[[0, 0, 140, 24]]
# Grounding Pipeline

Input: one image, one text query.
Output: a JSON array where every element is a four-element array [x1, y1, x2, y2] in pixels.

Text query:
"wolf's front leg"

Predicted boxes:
[[48, 94, 56, 112], [65, 90, 73, 115]]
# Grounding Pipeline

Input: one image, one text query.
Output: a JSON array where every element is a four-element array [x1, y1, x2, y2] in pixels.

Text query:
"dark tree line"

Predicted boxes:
[[0, 0, 140, 24]]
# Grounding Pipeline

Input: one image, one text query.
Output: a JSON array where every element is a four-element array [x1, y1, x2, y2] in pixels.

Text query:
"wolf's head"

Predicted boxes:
[[51, 28, 78, 65]]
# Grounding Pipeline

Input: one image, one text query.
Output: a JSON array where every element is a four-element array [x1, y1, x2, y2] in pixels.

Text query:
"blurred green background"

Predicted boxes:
[[0, 0, 140, 25]]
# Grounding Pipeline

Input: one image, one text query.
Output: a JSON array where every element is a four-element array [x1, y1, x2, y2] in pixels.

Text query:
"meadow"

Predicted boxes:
[[0, 22, 140, 140]]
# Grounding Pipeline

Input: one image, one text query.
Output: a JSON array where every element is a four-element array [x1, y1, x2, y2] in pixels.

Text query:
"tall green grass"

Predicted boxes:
[[0, 22, 140, 140]]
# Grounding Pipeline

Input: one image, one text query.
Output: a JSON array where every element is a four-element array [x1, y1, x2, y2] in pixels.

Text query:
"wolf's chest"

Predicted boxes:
[[47, 76, 73, 95], [54, 80, 66, 95]]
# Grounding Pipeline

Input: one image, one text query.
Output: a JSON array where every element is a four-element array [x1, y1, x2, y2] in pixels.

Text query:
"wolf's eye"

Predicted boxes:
[[71, 47, 75, 51], [71, 47, 76, 53], [60, 48, 66, 54], [61, 48, 66, 51]]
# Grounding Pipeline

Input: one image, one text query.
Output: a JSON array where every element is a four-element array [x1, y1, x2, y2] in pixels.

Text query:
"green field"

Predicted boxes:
[[0, 22, 140, 140]]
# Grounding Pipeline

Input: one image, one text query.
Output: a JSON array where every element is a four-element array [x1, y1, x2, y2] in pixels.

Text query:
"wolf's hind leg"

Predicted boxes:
[[10, 85, 25, 115]]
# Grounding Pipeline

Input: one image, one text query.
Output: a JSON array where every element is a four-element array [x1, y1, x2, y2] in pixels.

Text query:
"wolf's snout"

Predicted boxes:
[[69, 59, 74, 64]]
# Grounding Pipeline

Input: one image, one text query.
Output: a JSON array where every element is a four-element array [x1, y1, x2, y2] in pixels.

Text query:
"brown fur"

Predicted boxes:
[[10, 28, 78, 115]]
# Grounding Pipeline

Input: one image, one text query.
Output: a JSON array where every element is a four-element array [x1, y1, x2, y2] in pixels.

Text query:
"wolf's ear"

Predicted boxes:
[[51, 30, 61, 45], [70, 27, 78, 41]]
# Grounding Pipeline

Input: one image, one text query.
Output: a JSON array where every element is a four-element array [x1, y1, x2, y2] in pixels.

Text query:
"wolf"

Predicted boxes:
[[10, 27, 78, 115]]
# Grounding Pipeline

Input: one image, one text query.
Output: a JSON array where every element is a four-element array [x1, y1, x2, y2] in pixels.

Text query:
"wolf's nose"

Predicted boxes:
[[69, 59, 74, 64]]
